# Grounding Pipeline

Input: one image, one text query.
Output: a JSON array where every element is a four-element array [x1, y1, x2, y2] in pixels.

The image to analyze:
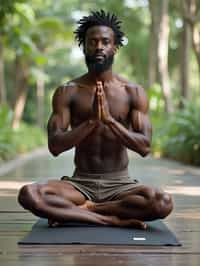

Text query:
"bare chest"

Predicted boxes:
[[71, 85, 130, 125]]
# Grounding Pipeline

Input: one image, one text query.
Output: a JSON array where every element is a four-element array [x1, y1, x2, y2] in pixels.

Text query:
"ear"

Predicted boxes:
[[113, 45, 117, 54], [82, 44, 86, 54]]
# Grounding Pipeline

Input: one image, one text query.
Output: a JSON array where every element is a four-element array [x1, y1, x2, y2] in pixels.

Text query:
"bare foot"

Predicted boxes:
[[48, 219, 60, 227], [107, 216, 147, 229], [48, 211, 146, 229], [79, 200, 95, 210]]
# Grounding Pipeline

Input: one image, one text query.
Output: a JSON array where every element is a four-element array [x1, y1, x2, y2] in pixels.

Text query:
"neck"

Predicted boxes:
[[87, 69, 113, 83]]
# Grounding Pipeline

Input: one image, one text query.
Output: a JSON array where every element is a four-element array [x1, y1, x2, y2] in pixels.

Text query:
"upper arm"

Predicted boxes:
[[129, 84, 152, 142], [47, 85, 71, 139]]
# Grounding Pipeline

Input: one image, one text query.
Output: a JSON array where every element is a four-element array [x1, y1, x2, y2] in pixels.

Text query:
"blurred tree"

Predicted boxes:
[[148, 0, 159, 87], [9, 3, 36, 129], [0, 0, 25, 104], [179, 0, 191, 104], [0, 32, 6, 103], [31, 16, 72, 128], [10, 1, 74, 129], [157, 0, 172, 113], [182, 0, 200, 78]]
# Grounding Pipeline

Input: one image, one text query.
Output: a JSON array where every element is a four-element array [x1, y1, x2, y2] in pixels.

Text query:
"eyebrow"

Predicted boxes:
[[88, 36, 111, 40]]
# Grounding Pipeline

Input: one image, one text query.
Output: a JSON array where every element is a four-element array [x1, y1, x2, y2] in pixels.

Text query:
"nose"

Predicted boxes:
[[96, 41, 103, 50]]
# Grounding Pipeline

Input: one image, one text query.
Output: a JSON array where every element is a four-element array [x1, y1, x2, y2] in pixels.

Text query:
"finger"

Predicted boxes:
[[94, 82, 101, 120], [95, 84, 99, 98], [99, 90, 104, 114], [97, 90, 102, 120], [96, 81, 100, 91], [96, 81, 103, 87], [100, 93, 107, 121], [100, 90, 106, 112], [96, 81, 103, 92], [101, 89, 105, 101], [98, 102, 101, 120]]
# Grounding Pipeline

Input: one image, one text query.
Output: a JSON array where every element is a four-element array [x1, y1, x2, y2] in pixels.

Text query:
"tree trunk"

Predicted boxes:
[[190, 0, 200, 77], [191, 23, 200, 77], [183, 0, 200, 78], [0, 35, 6, 104], [157, 0, 172, 114], [12, 56, 29, 129], [36, 77, 45, 128], [148, 0, 160, 88], [180, 19, 191, 103]]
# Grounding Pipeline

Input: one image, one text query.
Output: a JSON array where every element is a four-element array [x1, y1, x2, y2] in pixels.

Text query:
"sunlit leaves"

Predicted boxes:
[[15, 3, 35, 23]]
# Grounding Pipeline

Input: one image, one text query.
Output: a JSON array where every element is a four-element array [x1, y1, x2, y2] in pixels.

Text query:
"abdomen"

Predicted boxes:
[[74, 127, 129, 173]]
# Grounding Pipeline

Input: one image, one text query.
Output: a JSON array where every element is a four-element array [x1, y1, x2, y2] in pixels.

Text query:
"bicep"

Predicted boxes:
[[47, 109, 70, 136], [131, 110, 152, 140], [47, 87, 71, 136], [130, 85, 152, 140]]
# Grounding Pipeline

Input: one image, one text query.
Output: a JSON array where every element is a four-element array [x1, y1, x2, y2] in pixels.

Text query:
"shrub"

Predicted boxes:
[[162, 100, 200, 165], [0, 105, 16, 160], [13, 123, 46, 153], [0, 105, 46, 161]]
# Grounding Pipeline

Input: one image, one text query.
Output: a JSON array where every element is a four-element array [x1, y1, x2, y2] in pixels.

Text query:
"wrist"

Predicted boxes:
[[104, 115, 115, 125]]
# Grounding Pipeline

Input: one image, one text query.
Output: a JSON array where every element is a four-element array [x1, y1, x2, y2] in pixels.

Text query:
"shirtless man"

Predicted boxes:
[[18, 10, 173, 229]]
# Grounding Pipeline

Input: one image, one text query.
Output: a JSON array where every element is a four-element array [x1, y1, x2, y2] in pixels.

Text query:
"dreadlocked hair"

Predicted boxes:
[[74, 10, 125, 48]]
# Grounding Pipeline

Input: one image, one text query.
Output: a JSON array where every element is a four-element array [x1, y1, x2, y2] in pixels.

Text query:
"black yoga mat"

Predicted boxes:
[[19, 219, 181, 246]]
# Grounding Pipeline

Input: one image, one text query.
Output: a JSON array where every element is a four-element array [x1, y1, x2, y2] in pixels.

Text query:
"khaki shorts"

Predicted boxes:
[[61, 168, 139, 203]]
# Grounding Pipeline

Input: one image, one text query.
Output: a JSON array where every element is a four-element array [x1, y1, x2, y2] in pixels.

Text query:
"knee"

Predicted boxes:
[[18, 184, 41, 211], [142, 186, 156, 200], [18, 184, 30, 209], [153, 189, 173, 219]]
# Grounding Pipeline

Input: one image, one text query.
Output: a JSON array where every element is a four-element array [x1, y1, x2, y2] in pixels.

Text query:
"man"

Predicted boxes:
[[18, 10, 173, 229]]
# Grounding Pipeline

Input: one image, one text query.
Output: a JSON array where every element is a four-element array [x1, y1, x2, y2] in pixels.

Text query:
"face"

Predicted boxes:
[[84, 25, 117, 73]]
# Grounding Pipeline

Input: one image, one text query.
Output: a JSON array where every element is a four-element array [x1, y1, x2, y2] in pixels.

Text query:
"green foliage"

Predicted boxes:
[[148, 84, 166, 157], [162, 100, 200, 165], [0, 105, 46, 161], [0, 105, 15, 160], [0, 0, 26, 26], [148, 83, 165, 114], [13, 123, 46, 153], [151, 94, 200, 165], [149, 87, 200, 166]]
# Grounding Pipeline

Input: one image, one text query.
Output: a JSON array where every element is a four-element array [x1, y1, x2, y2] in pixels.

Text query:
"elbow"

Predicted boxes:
[[140, 141, 151, 157], [51, 150, 60, 157], [48, 142, 60, 157], [141, 147, 150, 157]]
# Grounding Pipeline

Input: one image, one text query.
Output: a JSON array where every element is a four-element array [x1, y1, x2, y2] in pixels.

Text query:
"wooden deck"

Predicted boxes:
[[0, 150, 200, 266]]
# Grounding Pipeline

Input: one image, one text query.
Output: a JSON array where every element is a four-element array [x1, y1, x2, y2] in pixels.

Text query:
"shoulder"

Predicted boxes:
[[116, 75, 148, 112], [52, 78, 82, 105], [51, 82, 76, 113], [53, 80, 78, 96]]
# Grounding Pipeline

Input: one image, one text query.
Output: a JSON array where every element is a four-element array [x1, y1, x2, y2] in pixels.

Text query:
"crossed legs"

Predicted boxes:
[[18, 180, 173, 229]]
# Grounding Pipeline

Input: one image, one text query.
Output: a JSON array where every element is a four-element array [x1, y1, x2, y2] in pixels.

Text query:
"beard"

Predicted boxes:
[[85, 53, 114, 74]]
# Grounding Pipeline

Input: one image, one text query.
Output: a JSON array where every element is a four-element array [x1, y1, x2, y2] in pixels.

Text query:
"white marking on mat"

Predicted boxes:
[[133, 237, 146, 241]]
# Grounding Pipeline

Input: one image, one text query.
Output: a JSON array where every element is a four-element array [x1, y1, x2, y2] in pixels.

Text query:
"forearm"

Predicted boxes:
[[106, 118, 150, 156], [48, 119, 97, 156]]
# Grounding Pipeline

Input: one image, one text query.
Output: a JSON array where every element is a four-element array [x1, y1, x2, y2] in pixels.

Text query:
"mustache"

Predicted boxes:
[[94, 52, 106, 57], [85, 53, 106, 62]]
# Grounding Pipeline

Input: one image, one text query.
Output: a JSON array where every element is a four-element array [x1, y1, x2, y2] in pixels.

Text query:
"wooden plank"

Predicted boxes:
[[0, 254, 200, 266], [0, 196, 24, 212]]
